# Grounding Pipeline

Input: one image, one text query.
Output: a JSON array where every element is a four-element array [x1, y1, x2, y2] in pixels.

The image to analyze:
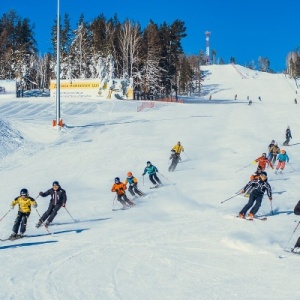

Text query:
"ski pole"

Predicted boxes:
[[183, 152, 190, 160], [287, 162, 296, 171], [221, 193, 241, 204], [270, 200, 274, 215], [35, 208, 51, 234], [282, 221, 300, 251], [64, 207, 78, 222], [235, 163, 253, 173], [112, 194, 116, 207], [0, 209, 11, 222], [158, 172, 172, 183]]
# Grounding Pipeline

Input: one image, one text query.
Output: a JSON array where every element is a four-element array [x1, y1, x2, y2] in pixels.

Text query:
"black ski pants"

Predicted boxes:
[[128, 184, 143, 196], [240, 193, 263, 216], [12, 211, 30, 234], [40, 202, 62, 224], [149, 173, 161, 185], [117, 194, 134, 206]]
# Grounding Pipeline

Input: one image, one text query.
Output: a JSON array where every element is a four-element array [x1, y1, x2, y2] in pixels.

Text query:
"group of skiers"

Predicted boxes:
[[111, 142, 184, 209], [236, 126, 299, 253], [7, 181, 67, 240]]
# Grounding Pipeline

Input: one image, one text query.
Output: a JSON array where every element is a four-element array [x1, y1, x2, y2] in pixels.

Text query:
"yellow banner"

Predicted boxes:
[[50, 81, 99, 89]]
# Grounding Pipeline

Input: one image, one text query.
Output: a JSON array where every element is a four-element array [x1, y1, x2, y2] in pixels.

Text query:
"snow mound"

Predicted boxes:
[[0, 118, 24, 158]]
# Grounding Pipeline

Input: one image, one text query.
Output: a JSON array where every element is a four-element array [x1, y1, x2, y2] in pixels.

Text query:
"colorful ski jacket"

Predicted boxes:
[[124, 176, 138, 186], [243, 179, 272, 198], [143, 164, 158, 175], [255, 156, 273, 170], [11, 196, 37, 213], [172, 144, 184, 154], [277, 153, 289, 162], [111, 182, 127, 195]]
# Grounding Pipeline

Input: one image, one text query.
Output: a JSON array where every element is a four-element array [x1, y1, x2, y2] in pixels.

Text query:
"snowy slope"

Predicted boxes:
[[0, 65, 300, 300]]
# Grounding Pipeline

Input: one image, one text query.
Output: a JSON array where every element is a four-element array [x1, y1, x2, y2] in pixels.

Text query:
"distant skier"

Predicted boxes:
[[292, 200, 300, 253], [248, 100, 252, 105], [283, 126, 292, 146], [36, 181, 67, 228], [172, 141, 184, 155], [238, 172, 272, 219], [275, 149, 289, 174], [124, 172, 144, 197], [111, 177, 135, 208], [142, 161, 162, 187], [253, 153, 274, 171], [9, 189, 37, 240], [268, 142, 281, 165], [267, 140, 276, 160]]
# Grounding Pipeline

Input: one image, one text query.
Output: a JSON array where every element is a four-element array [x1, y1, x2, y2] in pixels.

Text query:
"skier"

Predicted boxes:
[[124, 172, 144, 197], [250, 166, 263, 181], [238, 171, 272, 219], [253, 153, 274, 171], [243, 166, 263, 198], [9, 189, 37, 239], [168, 150, 180, 172], [283, 126, 292, 146], [36, 181, 67, 228], [142, 161, 162, 187], [111, 177, 135, 208], [172, 141, 184, 155], [267, 140, 275, 160], [292, 200, 300, 253], [275, 149, 289, 174], [268, 142, 281, 165]]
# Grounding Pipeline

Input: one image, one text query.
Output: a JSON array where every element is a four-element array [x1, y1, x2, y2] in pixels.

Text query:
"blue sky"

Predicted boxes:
[[1, 0, 300, 72]]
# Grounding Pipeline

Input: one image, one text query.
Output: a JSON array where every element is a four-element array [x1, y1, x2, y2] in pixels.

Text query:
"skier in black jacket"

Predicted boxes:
[[283, 126, 292, 146], [292, 200, 300, 253], [238, 172, 272, 219], [36, 181, 67, 228]]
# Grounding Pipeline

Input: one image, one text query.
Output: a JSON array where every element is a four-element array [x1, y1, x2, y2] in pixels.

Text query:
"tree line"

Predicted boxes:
[[1, 10, 289, 98]]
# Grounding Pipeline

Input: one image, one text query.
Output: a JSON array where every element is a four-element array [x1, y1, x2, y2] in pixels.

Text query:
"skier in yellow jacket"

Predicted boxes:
[[9, 188, 37, 239], [172, 141, 184, 154]]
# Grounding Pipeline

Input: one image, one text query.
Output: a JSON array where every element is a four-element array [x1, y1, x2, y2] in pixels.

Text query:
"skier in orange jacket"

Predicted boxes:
[[253, 153, 274, 171], [111, 177, 135, 208]]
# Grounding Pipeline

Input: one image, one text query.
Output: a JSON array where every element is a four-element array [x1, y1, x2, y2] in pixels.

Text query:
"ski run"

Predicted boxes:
[[0, 64, 300, 299]]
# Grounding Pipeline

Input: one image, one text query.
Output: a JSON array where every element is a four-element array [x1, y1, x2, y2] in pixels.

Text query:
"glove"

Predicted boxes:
[[32, 203, 37, 208], [241, 190, 245, 194], [252, 161, 257, 164], [39, 192, 43, 196], [130, 183, 134, 186], [62, 203, 66, 207], [269, 197, 272, 201], [142, 174, 144, 176], [115, 189, 119, 192], [10, 205, 14, 210]]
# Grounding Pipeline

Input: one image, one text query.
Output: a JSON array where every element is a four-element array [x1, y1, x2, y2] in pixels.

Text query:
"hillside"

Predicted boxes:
[[0, 64, 299, 300]]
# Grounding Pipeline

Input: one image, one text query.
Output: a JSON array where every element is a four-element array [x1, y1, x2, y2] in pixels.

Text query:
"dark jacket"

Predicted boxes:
[[286, 129, 292, 139], [294, 200, 300, 215], [40, 187, 67, 205], [243, 179, 272, 198]]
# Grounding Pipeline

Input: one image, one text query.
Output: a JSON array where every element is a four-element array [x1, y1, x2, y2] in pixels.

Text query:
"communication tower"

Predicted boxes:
[[205, 31, 211, 64]]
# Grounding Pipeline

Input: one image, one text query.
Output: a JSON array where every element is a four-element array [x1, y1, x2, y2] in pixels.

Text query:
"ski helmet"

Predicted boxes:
[[147, 161, 151, 165], [262, 153, 266, 156], [115, 177, 120, 183], [281, 149, 286, 154], [260, 172, 267, 180], [20, 188, 28, 196], [127, 172, 133, 177], [53, 181, 60, 187]]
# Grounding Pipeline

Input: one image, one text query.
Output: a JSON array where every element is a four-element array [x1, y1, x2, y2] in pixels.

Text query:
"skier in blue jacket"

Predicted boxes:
[[142, 161, 162, 187]]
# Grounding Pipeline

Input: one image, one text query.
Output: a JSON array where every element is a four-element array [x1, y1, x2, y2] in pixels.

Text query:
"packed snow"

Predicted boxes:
[[0, 64, 300, 300]]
